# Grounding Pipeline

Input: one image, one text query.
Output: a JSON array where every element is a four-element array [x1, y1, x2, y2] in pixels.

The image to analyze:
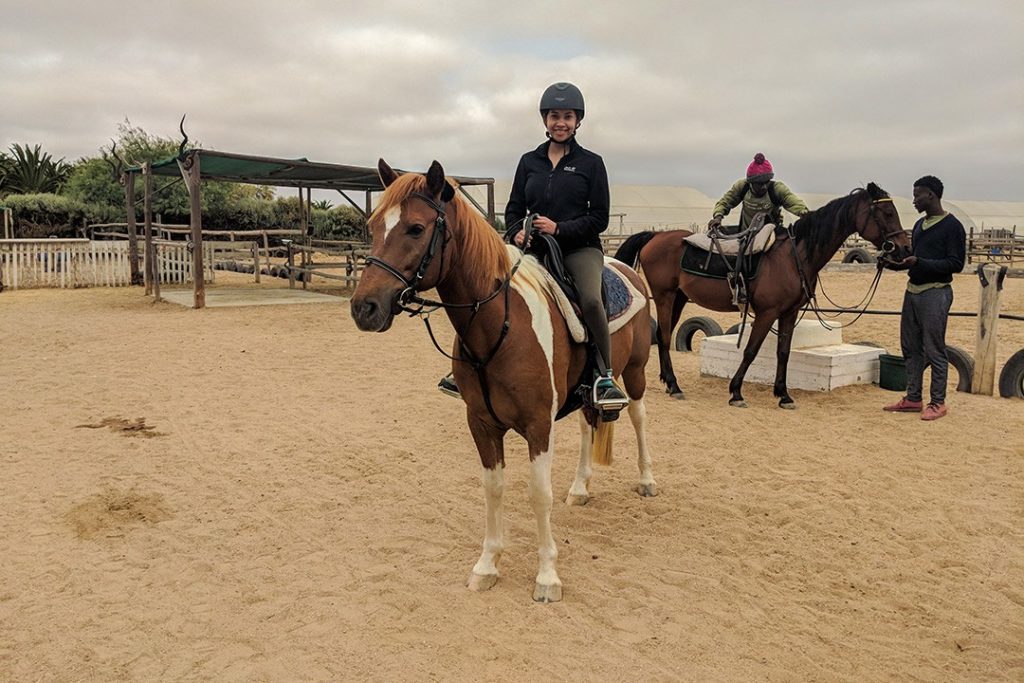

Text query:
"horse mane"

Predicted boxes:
[[789, 186, 884, 258], [373, 172, 510, 292]]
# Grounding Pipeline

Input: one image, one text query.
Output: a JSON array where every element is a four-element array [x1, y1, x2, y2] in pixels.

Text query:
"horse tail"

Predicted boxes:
[[591, 419, 615, 466], [613, 231, 656, 270]]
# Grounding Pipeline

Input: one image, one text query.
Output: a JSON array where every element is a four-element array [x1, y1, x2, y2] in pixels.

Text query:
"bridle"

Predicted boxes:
[[866, 197, 907, 256], [362, 190, 522, 427], [363, 192, 451, 309]]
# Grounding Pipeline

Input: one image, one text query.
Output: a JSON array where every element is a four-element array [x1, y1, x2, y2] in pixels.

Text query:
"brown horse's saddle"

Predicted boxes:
[[683, 217, 777, 255]]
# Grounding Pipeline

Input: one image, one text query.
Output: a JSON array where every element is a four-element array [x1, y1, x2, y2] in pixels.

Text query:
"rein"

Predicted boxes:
[[363, 191, 522, 427]]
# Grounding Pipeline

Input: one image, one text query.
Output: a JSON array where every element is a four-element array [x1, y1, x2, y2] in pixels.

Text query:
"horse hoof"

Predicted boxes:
[[566, 493, 590, 506], [467, 572, 499, 592], [670, 390, 685, 400], [779, 400, 797, 410], [533, 582, 563, 603], [636, 483, 657, 497], [729, 399, 748, 408]]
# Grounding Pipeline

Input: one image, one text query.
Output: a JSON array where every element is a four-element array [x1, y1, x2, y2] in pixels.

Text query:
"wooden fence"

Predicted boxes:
[[0, 239, 214, 290]]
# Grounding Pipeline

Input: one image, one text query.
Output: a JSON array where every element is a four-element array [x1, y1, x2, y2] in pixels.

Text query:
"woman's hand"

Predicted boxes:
[[513, 229, 526, 247]]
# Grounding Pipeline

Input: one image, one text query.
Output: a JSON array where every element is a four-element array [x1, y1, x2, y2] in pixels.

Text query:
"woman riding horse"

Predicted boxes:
[[351, 159, 656, 603]]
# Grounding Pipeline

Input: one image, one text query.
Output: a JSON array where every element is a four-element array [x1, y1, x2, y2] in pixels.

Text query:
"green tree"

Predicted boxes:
[[0, 144, 71, 195]]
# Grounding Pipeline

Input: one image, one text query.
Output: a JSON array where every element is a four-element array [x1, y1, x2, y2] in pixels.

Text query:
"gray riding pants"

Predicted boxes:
[[564, 247, 611, 371], [900, 285, 954, 404]]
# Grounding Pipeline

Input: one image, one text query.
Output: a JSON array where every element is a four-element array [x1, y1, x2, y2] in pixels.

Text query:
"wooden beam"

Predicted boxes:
[[143, 162, 154, 295], [971, 263, 1008, 394], [177, 152, 205, 309], [124, 172, 142, 285]]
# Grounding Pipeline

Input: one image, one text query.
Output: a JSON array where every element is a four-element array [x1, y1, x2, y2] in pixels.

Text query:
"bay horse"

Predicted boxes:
[[350, 159, 656, 603], [615, 183, 911, 408]]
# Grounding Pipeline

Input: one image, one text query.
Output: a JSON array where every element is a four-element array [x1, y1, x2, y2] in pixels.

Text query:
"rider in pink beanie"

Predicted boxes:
[[746, 153, 774, 182]]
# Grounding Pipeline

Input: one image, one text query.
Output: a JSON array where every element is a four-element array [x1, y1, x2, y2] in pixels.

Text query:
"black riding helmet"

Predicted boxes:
[[539, 82, 585, 121]]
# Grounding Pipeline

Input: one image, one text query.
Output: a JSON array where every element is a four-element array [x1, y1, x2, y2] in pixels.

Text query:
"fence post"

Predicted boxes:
[[286, 241, 296, 289], [153, 242, 162, 302], [971, 263, 1007, 395], [253, 240, 261, 284]]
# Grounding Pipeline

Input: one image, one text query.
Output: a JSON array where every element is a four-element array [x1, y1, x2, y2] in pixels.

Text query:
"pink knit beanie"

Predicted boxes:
[[746, 153, 774, 181]]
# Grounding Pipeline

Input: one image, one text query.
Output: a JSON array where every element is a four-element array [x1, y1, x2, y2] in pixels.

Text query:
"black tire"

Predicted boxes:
[[998, 349, 1024, 399], [725, 323, 742, 335], [946, 345, 974, 393], [649, 318, 659, 346], [674, 316, 724, 352], [843, 247, 876, 264]]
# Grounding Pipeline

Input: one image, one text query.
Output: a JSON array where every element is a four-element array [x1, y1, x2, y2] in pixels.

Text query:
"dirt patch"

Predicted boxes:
[[67, 488, 172, 539], [74, 416, 164, 438]]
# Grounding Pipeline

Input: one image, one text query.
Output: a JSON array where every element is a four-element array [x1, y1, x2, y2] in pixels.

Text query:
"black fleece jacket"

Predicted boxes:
[[908, 213, 966, 286], [504, 137, 610, 252]]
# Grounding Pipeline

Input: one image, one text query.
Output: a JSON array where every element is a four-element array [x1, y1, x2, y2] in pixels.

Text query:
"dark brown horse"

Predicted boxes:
[[614, 183, 910, 408], [351, 160, 656, 602]]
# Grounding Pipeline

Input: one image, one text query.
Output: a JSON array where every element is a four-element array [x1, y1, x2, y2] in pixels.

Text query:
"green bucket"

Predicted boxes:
[[878, 353, 907, 391]]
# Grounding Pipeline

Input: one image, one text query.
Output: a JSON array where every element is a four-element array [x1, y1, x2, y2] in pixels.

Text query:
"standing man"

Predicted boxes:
[[708, 153, 809, 232], [883, 175, 966, 421]]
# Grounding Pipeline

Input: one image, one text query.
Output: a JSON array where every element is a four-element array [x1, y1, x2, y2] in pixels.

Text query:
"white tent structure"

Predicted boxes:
[[463, 182, 1022, 236]]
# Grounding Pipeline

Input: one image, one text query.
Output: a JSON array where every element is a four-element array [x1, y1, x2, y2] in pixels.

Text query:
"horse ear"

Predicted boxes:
[[866, 182, 887, 201], [378, 158, 399, 187], [426, 160, 447, 199]]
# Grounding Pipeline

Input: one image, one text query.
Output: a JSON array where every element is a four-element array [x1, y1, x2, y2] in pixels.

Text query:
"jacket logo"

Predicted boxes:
[[563, 166, 576, 172]]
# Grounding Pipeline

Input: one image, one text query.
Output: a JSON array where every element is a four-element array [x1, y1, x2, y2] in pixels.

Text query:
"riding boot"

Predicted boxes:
[[593, 370, 629, 411], [437, 373, 461, 398]]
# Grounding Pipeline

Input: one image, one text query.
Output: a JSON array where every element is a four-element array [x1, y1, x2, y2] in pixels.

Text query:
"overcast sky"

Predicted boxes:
[[2, 0, 1022, 201]]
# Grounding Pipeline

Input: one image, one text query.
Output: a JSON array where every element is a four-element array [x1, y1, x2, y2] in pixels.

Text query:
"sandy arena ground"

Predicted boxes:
[[1, 267, 1022, 681]]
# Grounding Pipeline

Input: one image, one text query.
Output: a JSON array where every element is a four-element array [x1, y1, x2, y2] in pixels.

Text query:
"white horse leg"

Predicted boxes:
[[467, 465, 504, 591], [628, 398, 657, 497], [530, 450, 562, 602], [566, 412, 593, 506]]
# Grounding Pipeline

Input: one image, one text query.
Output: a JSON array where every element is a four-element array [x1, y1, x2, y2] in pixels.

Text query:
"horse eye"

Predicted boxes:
[[406, 224, 425, 237]]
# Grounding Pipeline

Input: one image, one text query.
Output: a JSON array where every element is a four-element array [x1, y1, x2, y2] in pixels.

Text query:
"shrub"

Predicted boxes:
[[3, 193, 116, 238]]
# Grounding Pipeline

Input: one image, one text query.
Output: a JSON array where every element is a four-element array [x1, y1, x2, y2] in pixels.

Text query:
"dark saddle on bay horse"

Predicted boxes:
[[680, 213, 778, 304]]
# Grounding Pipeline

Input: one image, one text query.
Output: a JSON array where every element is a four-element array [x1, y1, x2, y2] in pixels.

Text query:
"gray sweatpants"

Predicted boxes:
[[564, 247, 611, 371], [900, 286, 954, 404]]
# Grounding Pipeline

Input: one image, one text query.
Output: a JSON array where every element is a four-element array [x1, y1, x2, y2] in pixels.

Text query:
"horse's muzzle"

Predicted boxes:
[[350, 295, 395, 332]]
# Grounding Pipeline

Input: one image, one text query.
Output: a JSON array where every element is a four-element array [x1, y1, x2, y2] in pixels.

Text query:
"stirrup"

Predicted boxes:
[[437, 374, 461, 399], [592, 377, 629, 411]]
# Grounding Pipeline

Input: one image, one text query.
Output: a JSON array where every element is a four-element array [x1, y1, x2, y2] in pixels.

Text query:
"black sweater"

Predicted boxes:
[[504, 138, 610, 252], [908, 213, 966, 286]]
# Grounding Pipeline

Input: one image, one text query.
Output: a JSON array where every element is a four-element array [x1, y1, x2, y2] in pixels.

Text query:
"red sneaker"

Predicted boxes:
[[883, 397, 923, 412], [921, 403, 948, 421]]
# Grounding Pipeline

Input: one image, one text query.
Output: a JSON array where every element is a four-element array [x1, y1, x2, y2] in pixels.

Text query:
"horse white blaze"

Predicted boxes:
[[471, 465, 504, 578], [382, 205, 402, 242]]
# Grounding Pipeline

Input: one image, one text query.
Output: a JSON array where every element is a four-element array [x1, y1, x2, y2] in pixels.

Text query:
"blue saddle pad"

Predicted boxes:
[[602, 266, 632, 321]]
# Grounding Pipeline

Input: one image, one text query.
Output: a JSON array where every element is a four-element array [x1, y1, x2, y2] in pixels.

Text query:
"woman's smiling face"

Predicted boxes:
[[544, 109, 578, 143]]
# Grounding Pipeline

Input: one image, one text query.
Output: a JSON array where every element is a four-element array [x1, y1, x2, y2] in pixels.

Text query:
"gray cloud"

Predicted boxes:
[[1, 0, 1021, 201]]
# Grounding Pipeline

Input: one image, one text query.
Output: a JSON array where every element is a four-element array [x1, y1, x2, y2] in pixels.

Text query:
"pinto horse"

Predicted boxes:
[[350, 159, 656, 602], [615, 183, 910, 408]]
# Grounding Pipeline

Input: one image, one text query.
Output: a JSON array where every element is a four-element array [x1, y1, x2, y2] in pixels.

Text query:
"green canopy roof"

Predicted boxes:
[[126, 149, 493, 192]]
